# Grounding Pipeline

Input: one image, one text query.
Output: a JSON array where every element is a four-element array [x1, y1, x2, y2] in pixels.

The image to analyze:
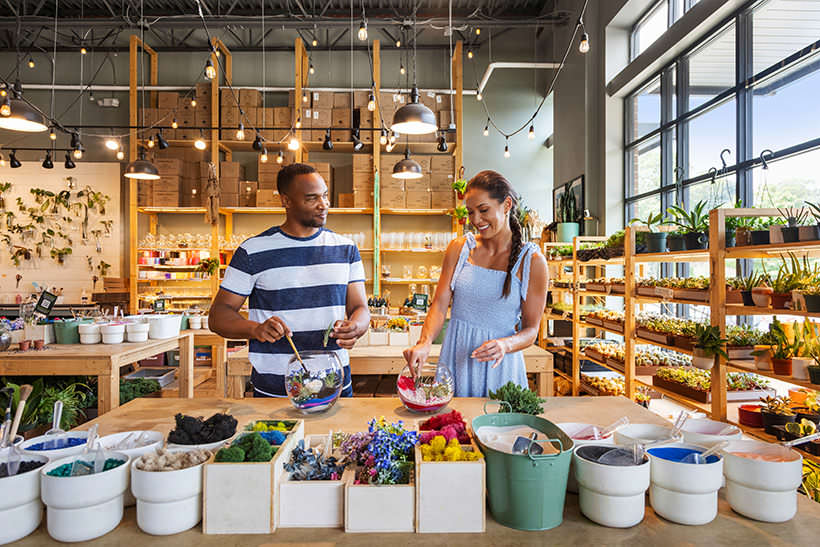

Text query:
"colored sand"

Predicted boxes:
[[26, 437, 86, 451], [647, 447, 720, 464], [257, 430, 287, 445], [0, 460, 45, 478], [731, 451, 793, 462], [576, 445, 644, 466], [47, 458, 126, 476]]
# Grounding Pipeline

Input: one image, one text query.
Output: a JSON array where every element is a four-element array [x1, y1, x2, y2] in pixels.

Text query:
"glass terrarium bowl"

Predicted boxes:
[[396, 362, 454, 413], [285, 351, 344, 414]]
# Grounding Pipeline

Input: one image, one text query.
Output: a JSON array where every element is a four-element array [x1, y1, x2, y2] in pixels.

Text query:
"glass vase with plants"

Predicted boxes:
[[666, 200, 710, 250]]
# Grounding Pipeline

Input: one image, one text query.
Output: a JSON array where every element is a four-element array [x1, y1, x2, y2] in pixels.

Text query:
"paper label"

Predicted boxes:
[[313, 91, 319, 100], [436, 95, 443, 103], [313, 110, 319, 119], [656, 287, 675, 300], [562, 311, 570, 320]]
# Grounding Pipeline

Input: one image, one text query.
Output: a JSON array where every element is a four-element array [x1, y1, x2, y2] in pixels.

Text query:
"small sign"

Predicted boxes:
[[34, 290, 58, 317], [655, 287, 675, 301], [410, 293, 429, 311], [152, 298, 167, 312]]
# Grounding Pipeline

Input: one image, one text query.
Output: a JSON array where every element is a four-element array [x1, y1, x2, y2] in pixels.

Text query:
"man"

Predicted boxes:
[[209, 163, 370, 397]]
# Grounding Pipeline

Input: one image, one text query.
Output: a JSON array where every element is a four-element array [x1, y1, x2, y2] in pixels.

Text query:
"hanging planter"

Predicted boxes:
[[451, 168, 467, 200], [448, 205, 468, 227]]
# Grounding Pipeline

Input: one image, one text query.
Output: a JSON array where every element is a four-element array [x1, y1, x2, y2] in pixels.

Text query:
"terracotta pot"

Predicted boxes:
[[726, 289, 743, 304], [771, 293, 792, 309], [737, 404, 763, 428], [33, 339, 44, 350], [771, 357, 793, 376], [18, 340, 30, 351], [458, 218, 466, 225], [751, 287, 773, 307], [456, 191, 465, 200], [735, 228, 752, 246]]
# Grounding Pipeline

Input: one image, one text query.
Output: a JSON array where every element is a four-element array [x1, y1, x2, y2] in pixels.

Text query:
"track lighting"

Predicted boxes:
[[9, 150, 20, 168], [579, 32, 590, 54], [323, 129, 334, 150], [483, 120, 489, 137], [358, 17, 368, 41], [351, 130, 364, 152], [236, 122, 245, 141], [171, 118, 178, 129], [42, 151, 53, 169], [194, 131, 207, 150], [276, 150, 284, 164], [204, 59, 216, 80], [467, 49, 473, 59], [379, 129, 388, 145], [73, 146, 84, 160], [504, 138, 510, 159], [437, 133, 448, 152], [124, 147, 158, 179], [116, 149, 124, 161], [64, 152, 75, 169], [27, 58, 34, 69], [260, 148, 269, 163], [528, 125, 535, 140], [49, 127, 57, 140], [367, 93, 376, 112], [476, 92, 483, 101], [157, 130, 169, 149], [105, 137, 119, 150], [288, 136, 300, 151], [252, 132, 263, 151]]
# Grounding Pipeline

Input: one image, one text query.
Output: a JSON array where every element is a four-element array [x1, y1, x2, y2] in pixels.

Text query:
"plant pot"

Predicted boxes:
[[769, 225, 784, 244], [791, 357, 813, 381], [101, 323, 125, 344], [556, 222, 580, 243], [726, 288, 744, 304], [667, 234, 685, 251], [683, 231, 708, 250], [735, 227, 752, 246], [737, 405, 763, 428], [751, 230, 770, 245], [798, 224, 820, 241], [793, 407, 820, 425], [751, 287, 773, 307], [723, 440, 803, 523], [781, 226, 800, 243], [725, 229, 736, 248], [760, 410, 796, 436], [691, 348, 715, 370], [20, 430, 90, 460], [18, 340, 30, 351], [754, 346, 773, 371], [0, 452, 49, 544], [771, 292, 792, 309], [126, 322, 150, 343], [33, 339, 44, 350], [574, 445, 650, 528], [741, 290, 755, 306], [771, 357, 793, 376], [804, 294, 820, 312], [188, 316, 202, 330], [809, 365, 820, 385], [673, 334, 694, 351], [643, 232, 667, 253]]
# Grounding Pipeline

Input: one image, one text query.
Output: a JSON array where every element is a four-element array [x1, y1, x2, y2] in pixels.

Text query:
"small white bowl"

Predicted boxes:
[[681, 418, 742, 447], [613, 424, 673, 447], [148, 315, 182, 339], [20, 430, 90, 460], [78, 323, 101, 335], [188, 316, 202, 330], [558, 422, 615, 493]]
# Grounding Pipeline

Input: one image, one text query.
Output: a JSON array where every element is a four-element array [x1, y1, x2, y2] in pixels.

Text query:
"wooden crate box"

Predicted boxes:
[[203, 420, 304, 534], [279, 435, 354, 528], [414, 441, 485, 533], [344, 475, 415, 532]]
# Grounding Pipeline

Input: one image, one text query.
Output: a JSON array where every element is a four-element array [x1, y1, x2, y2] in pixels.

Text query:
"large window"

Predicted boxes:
[[624, 0, 820, 222], [631, 0, 705, 60]]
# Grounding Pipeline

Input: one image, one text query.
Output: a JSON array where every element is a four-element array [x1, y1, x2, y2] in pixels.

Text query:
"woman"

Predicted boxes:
[[403, 170, 548, 396]]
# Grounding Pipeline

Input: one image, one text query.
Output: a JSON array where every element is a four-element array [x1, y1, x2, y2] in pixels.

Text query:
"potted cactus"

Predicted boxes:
[[556, 190, 580, 243], [778, 207, 810, 243]]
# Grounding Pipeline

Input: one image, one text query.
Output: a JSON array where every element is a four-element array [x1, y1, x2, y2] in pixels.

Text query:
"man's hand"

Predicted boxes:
[[330, 319, 363, 349], [251, 316, 292, 343]]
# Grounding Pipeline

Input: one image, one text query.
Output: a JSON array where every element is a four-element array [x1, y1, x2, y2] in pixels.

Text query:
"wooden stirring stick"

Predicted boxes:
[[285, 334, 309, 373], [8, 384, 32, 444]]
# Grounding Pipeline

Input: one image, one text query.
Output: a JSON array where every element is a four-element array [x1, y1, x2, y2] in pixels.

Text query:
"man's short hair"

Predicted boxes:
[[277, 162, 317, 196]]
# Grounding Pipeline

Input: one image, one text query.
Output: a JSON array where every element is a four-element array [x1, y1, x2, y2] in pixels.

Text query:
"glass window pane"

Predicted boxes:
[[753, 0, 820, 75], [752, 51, 820, 154], [628, 194, 662, 223], [687, 24, 736, 111], [686, 98, 736, 179], [628, 77, 662, 142], [634, 1, 669, 58], [752, 148, 820, 208], [628, 135, 662, 197], [684, 174, 736, 211]]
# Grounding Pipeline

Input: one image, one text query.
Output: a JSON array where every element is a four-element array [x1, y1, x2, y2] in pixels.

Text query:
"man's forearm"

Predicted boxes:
[[209, 303, 260, 340], [348, 304, 370, 336]]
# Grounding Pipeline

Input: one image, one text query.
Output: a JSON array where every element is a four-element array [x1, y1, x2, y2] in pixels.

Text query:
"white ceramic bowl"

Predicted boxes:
[[574, 444, 650, 528], [99, 431, 164, 507], [131, 454, 207, 535], [681, 418, 742, 447], [40, 452, 130, 542], [613, 424, 674, 447], [201, 317, 209, 330], [166, 436, 233, 452], [148, 315, 182, 339], [100, 323, 125, 335], [80, 333, 101, 344], [558, 423, 615, 494], [0, 452, 49, 544], [102, 333, 125, 344], [649, 483, 717, 526], [20, 430, 90, 460], [188, 316, 202, 329], [126, 322, 150, 334], [127, 331, 149, 343]]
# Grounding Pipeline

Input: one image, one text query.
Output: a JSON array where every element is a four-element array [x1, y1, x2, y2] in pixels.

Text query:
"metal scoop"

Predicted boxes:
[[69, 425, 99, 477], [512, 432, 544, 455], [781, 431, 820, 447], [44, 400, 65, 449], [680, 441, 728, 464]]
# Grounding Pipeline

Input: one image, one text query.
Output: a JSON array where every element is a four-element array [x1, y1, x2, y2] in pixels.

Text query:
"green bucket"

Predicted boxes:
[[472, 401, 574, 531], [53, 319, 93, 345]]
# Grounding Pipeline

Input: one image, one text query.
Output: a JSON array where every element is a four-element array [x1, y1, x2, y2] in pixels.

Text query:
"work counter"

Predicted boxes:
[[14, 396, 820, 546]]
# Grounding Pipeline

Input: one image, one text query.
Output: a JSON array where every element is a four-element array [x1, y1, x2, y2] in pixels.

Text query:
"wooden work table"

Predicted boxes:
[[13, 396, 818, 546], [224, 344, 554, 398], [0, 334, 194, 414]]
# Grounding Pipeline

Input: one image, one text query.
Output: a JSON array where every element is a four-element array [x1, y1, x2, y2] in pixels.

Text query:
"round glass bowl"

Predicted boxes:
[[285, 351, 344, 414], [397, 363, 454, 413]]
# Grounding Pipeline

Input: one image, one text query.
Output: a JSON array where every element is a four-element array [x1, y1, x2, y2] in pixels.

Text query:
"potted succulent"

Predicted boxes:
[[726, 324, 763, 360], [809, 335, 820, 385], [723, 200, 747, 247], [451, 174, 467, 200], [751, 276, 774, 308], [804, 201, 820, 241], [792, 321, 818, 381], [750, 218, 774, 245], [769, 319, 800, 376], [691, 324, 728, 370], [666, 230, 686, 252], [778, 207, 810, 243], [556, 190, 580, 243], [794, 391, 820, 425], [726, 278, 745, 305], [629, 212, 668, 253], [759, 395, 796, 435], [666, 201, 709, 250], [449, 205, 468, 226], [733, 215, 757, 247], [736, 270, 765, 307]]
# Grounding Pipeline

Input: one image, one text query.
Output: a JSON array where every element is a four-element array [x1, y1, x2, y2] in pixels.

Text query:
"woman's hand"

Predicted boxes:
[[403, 341, 432, 378], [471, 339, 508, 368]]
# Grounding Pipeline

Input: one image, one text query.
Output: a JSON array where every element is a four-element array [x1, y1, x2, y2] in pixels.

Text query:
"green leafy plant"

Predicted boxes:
[[806, 202, 820, 225], [629, 211, 667, 233], [488, 381, 545, 415], [726, 325, 764, 347], [802, 459, 820, 503], [666, 200, 709, 233], [198, 257, 220, 276], [760, 395, 795, 416], [120, 378, 161, 405], [693, 324, 729, 359], [38, 382, 90, 429], [449, 205, 468, 224], [778, 206, 810, 227], [557, 190, 578, 223], [451, 177, 467, 197], [0, 378, 44, 433]]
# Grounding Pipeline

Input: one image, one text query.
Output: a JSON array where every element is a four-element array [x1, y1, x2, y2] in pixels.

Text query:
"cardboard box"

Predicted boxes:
[[414, 156, 432, 172], [221, 106, 239, 129], [155, 158, 182, 176], [256, 190, 282, 207], [310, 108, 331, 141], [158, 92, 178, 109], [240, 182, 258, 207], [379, 175, 404, 191], [262, 108, 274, 140], [435, 93, 452, 111], [158, 175, 181, 190], [221, 162, 245, 180], [352, 171, 374, 190], [195, 82, 212, 102], [333, 92, 351, 108], [220, 177, 240, 194], [239, 88, 262, 108], [220, 88, 234, 108], [332, 108, 351, 128], [420, 91, 437, 111], [195, 110, 211, 129], [352, 154, 373, 173], [274, 107, 291, 140], [406, 189, 431, 209], [431, 190, 455, 209], [312, 91, 333, 109], [356, 109, 373, 142], [153, 189, 179, 207], [438, 110, 452, 130], [338, 193, 354, 208], [381, 187, 405, 209], [430, 171, 454, 191], [220, 193, 239, 207], [431, 155, 454, 173], [353, 189, 373, 208]]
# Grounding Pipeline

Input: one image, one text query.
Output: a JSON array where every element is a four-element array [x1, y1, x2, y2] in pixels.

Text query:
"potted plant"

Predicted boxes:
[[726, 324, 763, 360], [750, 218, 773, 245], [768, 317, 800, 376], [809, 340, 820, 385], [804, 201, 820, 241], [778, 207, 810, 243], [723, 200, 746, 247], [792, 320, 818, 381], [556, 190, 580, 243], [726, 278, 744, 304], [759, 395, 796, 435], [736, 270, 764, 306], [198, 257, 220, 277], [794, 391, 820, 425], [451, 176, 467, 200], [666, 230, 686, 251], [666, 200, 709, 250], [629, 212, 668, 253], [448, 205, 468, 226], [751, 276, 774, 307], [691, 324, 728, 370], [733, 215, 757, 247]]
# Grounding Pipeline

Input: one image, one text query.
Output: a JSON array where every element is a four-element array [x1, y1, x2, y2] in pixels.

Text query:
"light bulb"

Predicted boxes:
[[80, 47, 87, 55], [0, 155, 4, 167], [528, 125, 535, 140], [260, 148, 269, 163], [0, 97, 10, 117], [476, 92, 483, 101], [276, 151, 284, 164], [389, 132, 397, 144], [105, 138, 119, 150], [194, 135, 207, 150], [504, 143, 510, 159], [147, 136, 155, 148], [309, 63, 315, 75], [295, 117, 302, 129], [204, 59, 217, 80], [400, 64, 406, 75], [27, 58, 34, 68], [171, 118, 178, 129], [483, 124, 489, 137], [396, 39, 401, 47], [379, 129, 387, 145], [367, 94, 376, 111], [385, 142, 395, 152], [116, 149, 124, 160], [190, 97, 197, 107], [0, 89, 5, 97], [579, 33, 590, 54], [236, 123, 245, 140], [302, 91, 308, 103], [288, 136, 300, 150], [358, 21, 368, 41], [312, 38, 318, 47], [467, 50, 473, 59], [49, 128, 57, 140], [475, 27, 481, 35], [73, 148, 83, 159]]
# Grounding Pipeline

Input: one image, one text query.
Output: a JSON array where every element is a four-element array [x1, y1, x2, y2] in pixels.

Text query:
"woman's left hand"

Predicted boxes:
[[471, 339, 508, 368]]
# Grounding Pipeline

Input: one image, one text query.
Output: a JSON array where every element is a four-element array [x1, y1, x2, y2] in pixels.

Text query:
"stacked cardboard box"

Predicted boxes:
[[256, 189, 282, 207], [331, 107, 351, 142], [274, 107, 291, 141], [351, 153, 374, 208], [240, 181, 258, 207], [219, 161, 245, 206], [430, 155, 455, 209]]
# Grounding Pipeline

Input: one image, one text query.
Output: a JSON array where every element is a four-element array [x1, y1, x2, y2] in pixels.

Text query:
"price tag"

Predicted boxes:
[[152, 298, 167, 312], [606, 284, 612, 295], [656, 287, 675, 301], [562, 310, 571, 320], [34, 290, 58, 317]]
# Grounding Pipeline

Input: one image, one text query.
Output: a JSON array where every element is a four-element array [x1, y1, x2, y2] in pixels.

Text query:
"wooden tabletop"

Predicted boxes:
[[0, 336, 185, 361], [27, 396, 816, 547]]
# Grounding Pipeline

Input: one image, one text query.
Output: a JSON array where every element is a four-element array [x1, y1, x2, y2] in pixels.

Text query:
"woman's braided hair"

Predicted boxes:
[[466, 170, 522, 298]]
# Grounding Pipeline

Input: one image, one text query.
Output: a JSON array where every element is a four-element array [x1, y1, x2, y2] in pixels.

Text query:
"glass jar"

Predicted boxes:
[[285, 351, 344, 414], [396, 362, 454, 413]]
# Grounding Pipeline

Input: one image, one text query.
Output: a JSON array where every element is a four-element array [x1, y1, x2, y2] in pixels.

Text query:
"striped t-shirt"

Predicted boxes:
[[220, 226, 366, 388]]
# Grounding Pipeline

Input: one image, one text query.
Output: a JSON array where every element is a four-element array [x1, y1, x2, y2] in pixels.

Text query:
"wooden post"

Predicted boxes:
[[452, 40, 463, 235], [373, 40, 381, 297], [294, 37, 304, 163], [709, 208, 727, 420], [624, 226, 636, 401], [571, 236, 580, 396]]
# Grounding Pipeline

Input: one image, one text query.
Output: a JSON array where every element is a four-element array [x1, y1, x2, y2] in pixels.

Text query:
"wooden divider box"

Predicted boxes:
[[203, 420, 304, 534], [279, 435, 354, 528], [414, 442, 485, 533], [345, 475, 415, 532]]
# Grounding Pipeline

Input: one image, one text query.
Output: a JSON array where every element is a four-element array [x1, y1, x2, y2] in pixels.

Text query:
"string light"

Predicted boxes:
[[396, 39, 401, 47], [147, 135, 155, 148], [504, 138, 510, 159], [116, 149, 124, 160], [252, 132, 263, 151], [204, 59, 216, 80], [579, 32, 590, 54], [302, 91, 308, 103], [358, 17, 368, 41], [0, 153, 4, 167], [312, 37, 318, 47], [190, 96, 197, 107], [475, 27, 481, 35], [105, 137, 119, 150], [483, 119, 489, 136], [276, 150, 284, 164], [27, 58, 34, 68], [295, 117, 302, 129], [528, 125, 535, 140], [80, 46, 87, 55], [399, 63, 406, 75], [0, 96, 10, 116], [379, 129, 388, 145], [476, 92, 483, 101], [49, 127, 57, 140], [194, 130, 207, 150], [367, 93, 376, 112], [288, 136, 300, 150], [0, 88, 5, 97], [73, 145, 84, 160], [467, 49, 473, 59], [385, 142, 395, 152], [309, 62, 315, 75], [236, 122, 245, 140], [260, 148, 269, 163], [171, 118, 178, 129], [389, 131, 397, 144]]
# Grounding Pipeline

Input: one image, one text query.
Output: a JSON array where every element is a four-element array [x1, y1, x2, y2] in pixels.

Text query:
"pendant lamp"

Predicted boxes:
[[0, 82, 47, 133], [392, 148, 423, 180], [124, 147, 160, 180]]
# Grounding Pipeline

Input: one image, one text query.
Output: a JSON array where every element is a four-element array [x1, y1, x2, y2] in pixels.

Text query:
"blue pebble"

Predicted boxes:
[[27, 437, 87, 451]]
